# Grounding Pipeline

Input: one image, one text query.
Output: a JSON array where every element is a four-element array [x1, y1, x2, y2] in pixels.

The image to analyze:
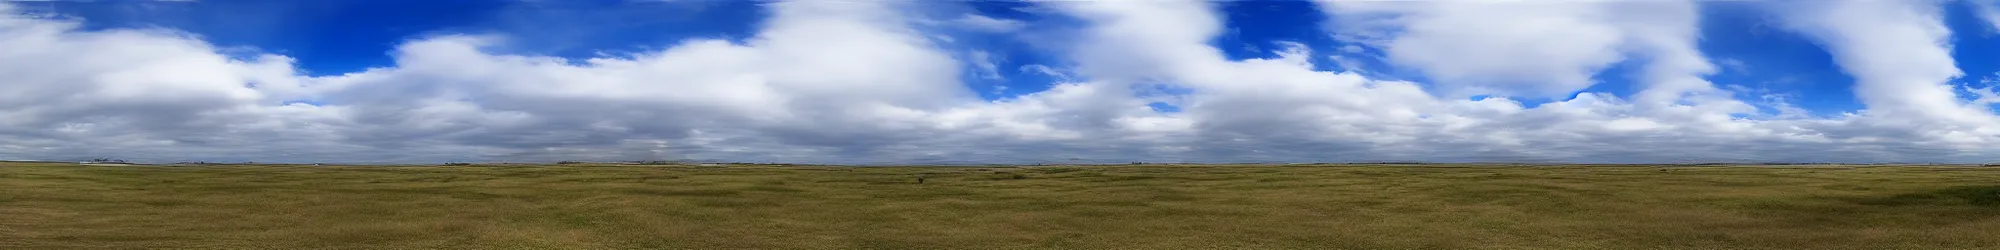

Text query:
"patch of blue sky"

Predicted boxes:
[[1569, 58, 1645, 108], [1211, 0, 1401, 79], [1695, 1, 1861, 117], [1212, 1, 1331, 61], [1136, 83, 1192, 114], [459, 0, 765, 61], [1146, 102, 1183, 113], [952, 1, 1082, 101], [1945, 1, 2000, 112]]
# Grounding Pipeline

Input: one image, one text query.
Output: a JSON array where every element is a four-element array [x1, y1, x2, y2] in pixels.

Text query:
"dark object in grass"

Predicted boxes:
[[441, 163, 473, 166]]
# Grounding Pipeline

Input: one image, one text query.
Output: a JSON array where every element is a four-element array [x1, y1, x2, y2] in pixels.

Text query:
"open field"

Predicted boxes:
[[2, 163, 1997, 249]]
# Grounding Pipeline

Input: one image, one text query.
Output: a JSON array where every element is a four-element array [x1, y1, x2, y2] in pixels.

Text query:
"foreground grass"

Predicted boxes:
[[2, 163, 1997, 249]]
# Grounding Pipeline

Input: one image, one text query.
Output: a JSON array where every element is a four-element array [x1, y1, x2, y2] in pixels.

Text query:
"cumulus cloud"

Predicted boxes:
[[1043, 0, 1807, 163], [1321, 0, 1745, 114], [2, 0, 991, 163], [0, 3, 345, 162], [311, 0, 1005, 163], [1772, 0, 2000, 144], [1323, 1, 1628, 99], [1, 0, 1999, 164]]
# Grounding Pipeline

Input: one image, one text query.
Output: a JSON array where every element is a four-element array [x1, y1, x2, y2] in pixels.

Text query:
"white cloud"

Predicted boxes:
[[2, 0, 2000, 164], [0, 2, 348, 162], [1773, 0, 2000, 143], [1322, 1, 1627, 99], [1319, 0, 1750, 116], [310, 0, 1006, 163], [1047, 0, 1820, 163]]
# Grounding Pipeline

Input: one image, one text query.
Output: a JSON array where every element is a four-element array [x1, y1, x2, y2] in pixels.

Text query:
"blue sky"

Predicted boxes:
[[5, 0, 2000, 164]]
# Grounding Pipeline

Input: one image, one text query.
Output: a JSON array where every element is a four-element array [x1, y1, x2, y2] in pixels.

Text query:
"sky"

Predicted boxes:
[[6, 0, 2000, 164]]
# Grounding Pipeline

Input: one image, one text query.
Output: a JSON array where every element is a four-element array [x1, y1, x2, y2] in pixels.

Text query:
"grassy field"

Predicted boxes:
[[2, 162, 1997, 249]]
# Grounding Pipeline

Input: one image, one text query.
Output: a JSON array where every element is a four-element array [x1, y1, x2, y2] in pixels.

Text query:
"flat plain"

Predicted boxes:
[[2, 162, 1997, 249]]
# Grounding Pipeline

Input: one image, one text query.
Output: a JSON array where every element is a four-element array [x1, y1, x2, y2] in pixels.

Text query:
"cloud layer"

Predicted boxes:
[[3, 0, 1999, 164]]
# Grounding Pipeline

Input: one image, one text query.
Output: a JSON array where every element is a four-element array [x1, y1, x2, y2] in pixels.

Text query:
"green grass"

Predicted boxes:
[[2, 163, 1997, 249]]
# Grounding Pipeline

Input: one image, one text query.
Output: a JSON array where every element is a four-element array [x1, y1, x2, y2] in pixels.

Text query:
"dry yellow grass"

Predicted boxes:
[[2, 162, 1997, 249]]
